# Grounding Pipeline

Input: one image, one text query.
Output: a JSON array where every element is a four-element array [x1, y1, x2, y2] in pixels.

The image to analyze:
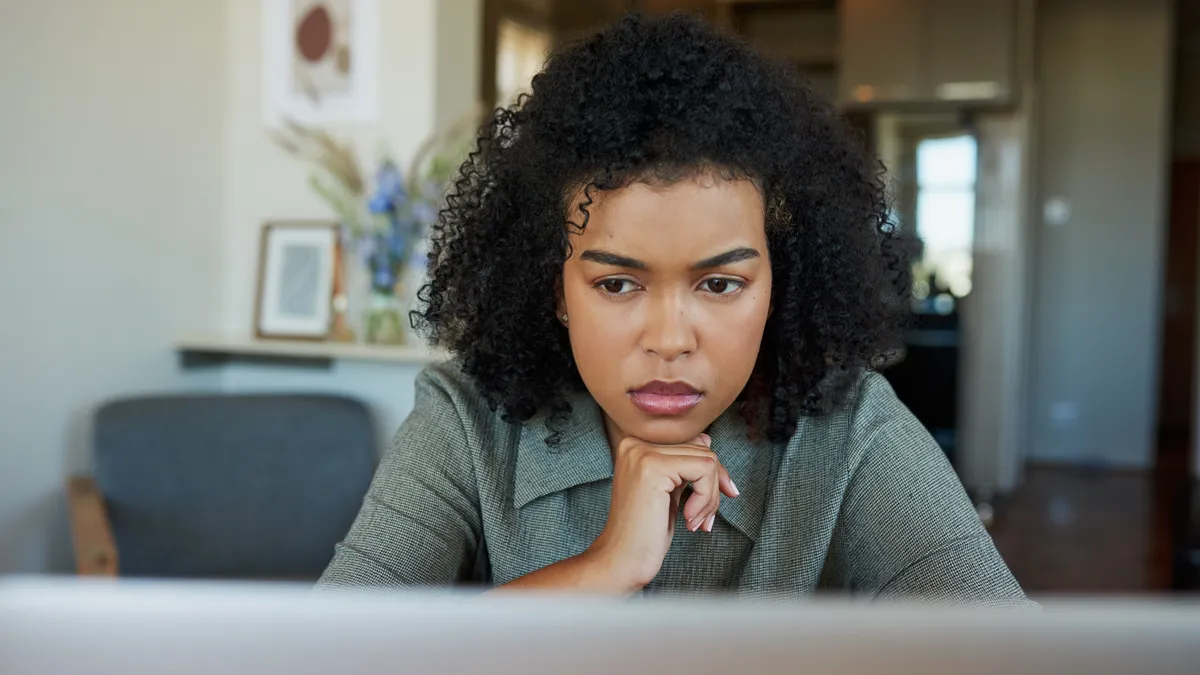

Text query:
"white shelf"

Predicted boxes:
[[175, 335, 446, 366]]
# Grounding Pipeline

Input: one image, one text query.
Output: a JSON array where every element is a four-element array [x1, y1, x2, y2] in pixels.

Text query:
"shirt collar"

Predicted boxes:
[[706, 408, 775, 542], [513, 394, 775, 542], [513, 391, 614, 509]]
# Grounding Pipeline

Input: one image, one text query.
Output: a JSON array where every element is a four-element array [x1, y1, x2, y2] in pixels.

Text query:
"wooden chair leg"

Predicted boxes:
[[67, 476, 119, 576]]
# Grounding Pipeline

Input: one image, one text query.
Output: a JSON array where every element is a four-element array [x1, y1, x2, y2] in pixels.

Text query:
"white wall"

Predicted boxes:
[[955, 0, 1038, 498], [437, 0, 484, 123], [1027, 0, 1173, 467], [0, 0, 227, 572], [959, 112, 1035, 495]]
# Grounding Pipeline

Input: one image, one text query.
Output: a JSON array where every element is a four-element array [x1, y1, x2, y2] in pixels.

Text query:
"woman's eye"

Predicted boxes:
[[702, 278, 743, 295], [598, 279, 637, 295]]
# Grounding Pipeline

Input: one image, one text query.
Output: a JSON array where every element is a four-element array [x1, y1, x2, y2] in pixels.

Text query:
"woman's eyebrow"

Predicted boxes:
[[579, 250, 647, 269], [691, 247, 760, 270], [579, 247, 761, 270]]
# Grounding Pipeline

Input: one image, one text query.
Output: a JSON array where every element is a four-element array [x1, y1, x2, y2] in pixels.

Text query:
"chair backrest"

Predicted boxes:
[[93, 393, 378, 579]]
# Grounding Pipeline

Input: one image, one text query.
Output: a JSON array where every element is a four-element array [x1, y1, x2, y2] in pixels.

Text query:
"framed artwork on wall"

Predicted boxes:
[[261, 0, 379, 126], [254, 221, 338, 340]]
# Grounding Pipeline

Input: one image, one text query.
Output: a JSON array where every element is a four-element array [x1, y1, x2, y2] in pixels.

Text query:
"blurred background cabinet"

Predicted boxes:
[[839, 0, 1017, 106]]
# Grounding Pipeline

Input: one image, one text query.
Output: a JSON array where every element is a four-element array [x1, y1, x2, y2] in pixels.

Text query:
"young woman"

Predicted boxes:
[[319, 12, 1027, 604]]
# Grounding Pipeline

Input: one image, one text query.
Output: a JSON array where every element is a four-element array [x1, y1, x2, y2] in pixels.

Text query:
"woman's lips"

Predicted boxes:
[[629, 381, 703, 416]]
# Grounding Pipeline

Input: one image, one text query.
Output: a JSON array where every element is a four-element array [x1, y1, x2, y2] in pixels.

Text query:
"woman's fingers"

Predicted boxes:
[[668, 455, 721, 531], [718, 465, 739, 499], [698, 433, 739, 499], [684, 478, 718, 531], [663, 455, 713, 523], [669, 483, 685, 533], [634, 434, 736, 533], [648, 432, 729, 528]]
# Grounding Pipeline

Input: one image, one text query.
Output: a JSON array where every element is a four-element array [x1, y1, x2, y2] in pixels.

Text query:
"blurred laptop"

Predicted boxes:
[[1, 576, 1199, 675]]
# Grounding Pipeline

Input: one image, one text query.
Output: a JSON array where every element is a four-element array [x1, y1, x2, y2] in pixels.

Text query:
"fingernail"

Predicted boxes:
[[706, 514, 716, 532], [700, 433, 712, 447], [729, 478, 740, 497]]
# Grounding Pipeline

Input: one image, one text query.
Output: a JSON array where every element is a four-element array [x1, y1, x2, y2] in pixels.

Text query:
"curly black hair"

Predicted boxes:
[[413, 11, 909, 444]]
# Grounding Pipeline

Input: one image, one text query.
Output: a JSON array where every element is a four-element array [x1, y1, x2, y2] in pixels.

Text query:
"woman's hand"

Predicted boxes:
[[584, 433, 739, 592], [491, 433, 737, 595]]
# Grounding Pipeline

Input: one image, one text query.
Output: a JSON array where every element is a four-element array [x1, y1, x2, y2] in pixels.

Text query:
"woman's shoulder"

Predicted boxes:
[[843, 369, 913, 434], [409, 358, 513, 440], [414, 358, 486, 407], [789, 369, 928, 467]]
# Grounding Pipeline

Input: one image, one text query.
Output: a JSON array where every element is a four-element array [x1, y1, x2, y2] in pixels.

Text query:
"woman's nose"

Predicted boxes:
[[640, 292, 697, 361]]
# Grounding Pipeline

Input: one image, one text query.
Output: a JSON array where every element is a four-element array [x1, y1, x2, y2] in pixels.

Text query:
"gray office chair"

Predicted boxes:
[[68, 393, 378, 580]]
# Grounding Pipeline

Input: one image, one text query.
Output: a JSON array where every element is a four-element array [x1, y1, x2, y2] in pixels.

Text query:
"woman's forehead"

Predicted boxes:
[[567, 177, 767, 261]]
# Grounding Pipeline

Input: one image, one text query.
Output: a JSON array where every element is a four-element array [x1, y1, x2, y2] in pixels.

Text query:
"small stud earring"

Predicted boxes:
[[560, 313, 569, 323]]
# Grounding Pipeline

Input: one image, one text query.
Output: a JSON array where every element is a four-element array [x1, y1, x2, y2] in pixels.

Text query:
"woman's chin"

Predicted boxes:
[[623, 415, 715, 447]]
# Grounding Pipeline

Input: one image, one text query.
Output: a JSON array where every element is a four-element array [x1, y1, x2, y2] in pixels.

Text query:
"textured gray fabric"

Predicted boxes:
[[319, 361, 1028, 604], [94, 394, 377, 579]]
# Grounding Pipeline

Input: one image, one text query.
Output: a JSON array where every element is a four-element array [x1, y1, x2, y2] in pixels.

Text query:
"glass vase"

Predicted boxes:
[[363, 289, 407, 345]]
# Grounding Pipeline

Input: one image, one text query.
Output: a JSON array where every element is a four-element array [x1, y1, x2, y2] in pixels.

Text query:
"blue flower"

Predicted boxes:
[[387, 231, 406, 256], [368, 162, 406, 214], [368, 192, 394, 214], [373, 267, 395, 290]]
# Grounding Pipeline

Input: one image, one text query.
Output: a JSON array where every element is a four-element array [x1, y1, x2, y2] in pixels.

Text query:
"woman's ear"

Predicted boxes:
[[555, 277, 568, 325]]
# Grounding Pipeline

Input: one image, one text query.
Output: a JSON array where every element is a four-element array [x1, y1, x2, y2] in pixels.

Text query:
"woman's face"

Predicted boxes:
[[560, 175, 773, 447]]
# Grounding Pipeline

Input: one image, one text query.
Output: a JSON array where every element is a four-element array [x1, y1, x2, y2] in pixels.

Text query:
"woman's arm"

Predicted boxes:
[[489, 550, 637, 594], [318, 369, 482, 589], [822, 373, 1032, 606]]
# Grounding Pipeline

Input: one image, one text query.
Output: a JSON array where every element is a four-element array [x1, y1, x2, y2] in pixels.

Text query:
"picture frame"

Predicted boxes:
[[254, 221, 339, 340], [261, 0, 380, 127]]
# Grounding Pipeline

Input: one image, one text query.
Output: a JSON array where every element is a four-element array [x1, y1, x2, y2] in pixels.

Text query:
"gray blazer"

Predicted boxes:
[[319, 360, 1027, 604]]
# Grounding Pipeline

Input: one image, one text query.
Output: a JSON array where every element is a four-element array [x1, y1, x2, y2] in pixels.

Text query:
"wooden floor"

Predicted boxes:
[[987, 464, 1188, 597]]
